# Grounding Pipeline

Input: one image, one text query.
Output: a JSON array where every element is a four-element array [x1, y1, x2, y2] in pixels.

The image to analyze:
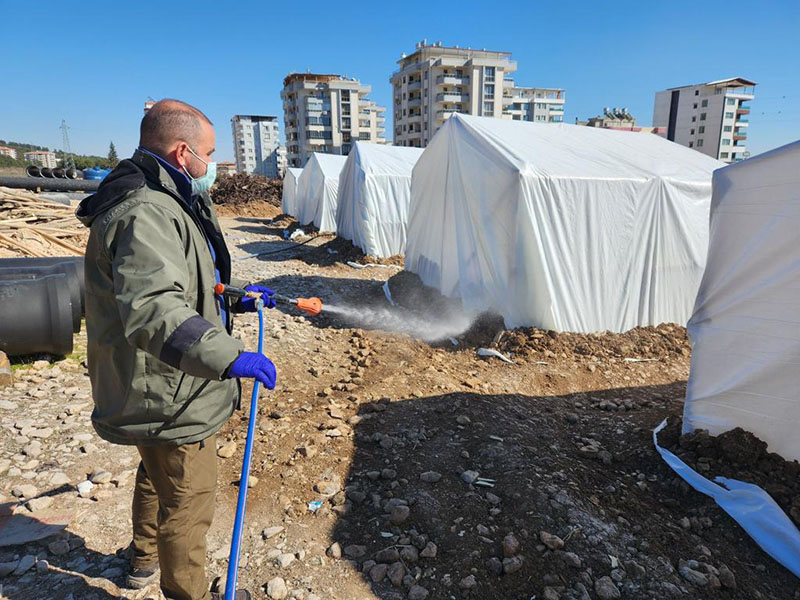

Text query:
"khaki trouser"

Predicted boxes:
[[131, 435, 217, 600]]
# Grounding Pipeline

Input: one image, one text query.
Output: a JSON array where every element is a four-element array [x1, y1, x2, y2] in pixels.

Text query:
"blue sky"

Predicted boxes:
[[1, 0, 797, 161]]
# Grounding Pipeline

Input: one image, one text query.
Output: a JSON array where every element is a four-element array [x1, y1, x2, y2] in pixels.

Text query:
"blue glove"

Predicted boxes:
[[227, 352, 277, 389], [239, 285, 276, 311]]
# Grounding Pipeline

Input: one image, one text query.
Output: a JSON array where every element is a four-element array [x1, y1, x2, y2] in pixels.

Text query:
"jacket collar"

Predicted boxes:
[[132, 147, 193, 203]]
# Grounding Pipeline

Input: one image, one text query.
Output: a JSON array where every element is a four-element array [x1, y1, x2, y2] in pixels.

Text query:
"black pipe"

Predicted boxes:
[[41, 168, 53, 178], [26, 165, 42, 178], [0, 263, 82, 332], [0, 274, 74, 356], [0, 176, 99, 192], [52, 167, 66, 179], [0, 257, 85, 317], [66, 168, 79, 180]]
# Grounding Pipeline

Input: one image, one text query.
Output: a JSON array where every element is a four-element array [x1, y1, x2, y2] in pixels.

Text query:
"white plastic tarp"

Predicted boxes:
[[281, 167, 303, 216], [336, 142, 424, 258], [295, 153, 347, 232], [684, 141, 800, 460], [405, 113, 724, 332]]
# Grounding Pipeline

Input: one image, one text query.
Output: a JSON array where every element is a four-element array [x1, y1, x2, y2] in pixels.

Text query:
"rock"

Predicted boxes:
[[297, 444, 317, 459], [375, 548, 401, 563], [77, 480, 94, 498], [561, 551, 582, 569], [461, 470, 479, 484], [89, 469, 113, 484], [0, 351, 12, 386], [565, 412, 579, 424], [370, 563, 388, 583], [542, 587, 561, 600], [11, 484, 38, 499], [503, 533, 520, 557], [459, 574, 477, 589], [13, 555, 35, 575], [23, 442, 42, 458], [399, 545, 419, 563], [0, 560, 18, 577], [594, 576, 621, 600], [30, 427, 53, 439], [49, 472, 70, 486], [36, 559, 49, 574], [267, 576, 289, 599], [314, 481, 340, 496], [420, 471, 441, 483], [718, 564, 736, 589], [26, 496, 53, 512], [388, 561, 405, 586], [248, 476, 259, 488], [408, 585, 429, 600], [420, 541, 437, 559], [539, 531, 564, 550], [217, 441, 237, 458], [344, 544, 366, 559], [48, 539, 71, 556], [262, 526, 284, 540], [486, 556, 503, 576], [390, 505, 411, 525], [276, 553, 295, 568], [679, 565, 709, 586], [503, 555, 524, 574], [326, 542, 342, 559]]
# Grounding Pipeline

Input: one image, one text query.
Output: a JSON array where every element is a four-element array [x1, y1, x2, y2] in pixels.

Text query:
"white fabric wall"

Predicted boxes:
[[295, 154, 347, 232], [281, 168, 302, 216], [684, 141, 800, 460], [405, 114, 723, 332], [336, 142, 424, 258]]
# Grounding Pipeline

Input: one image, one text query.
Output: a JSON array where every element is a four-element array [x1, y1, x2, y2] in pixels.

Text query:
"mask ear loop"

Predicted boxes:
[[185, 146, 209, 178]]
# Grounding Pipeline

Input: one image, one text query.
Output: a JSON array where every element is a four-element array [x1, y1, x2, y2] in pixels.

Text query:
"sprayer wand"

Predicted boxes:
[[214, 283, 323, 316]]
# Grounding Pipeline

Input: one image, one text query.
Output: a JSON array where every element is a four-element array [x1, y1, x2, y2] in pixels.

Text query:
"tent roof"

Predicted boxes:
[[285, 167, 302, 179], [350, 142, 424, 177], [443, 113, 724, 181], [309, 153, 347, 178]]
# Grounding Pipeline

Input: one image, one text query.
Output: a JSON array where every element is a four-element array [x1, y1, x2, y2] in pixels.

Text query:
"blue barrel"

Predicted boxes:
[[83, 167, 111, 181]]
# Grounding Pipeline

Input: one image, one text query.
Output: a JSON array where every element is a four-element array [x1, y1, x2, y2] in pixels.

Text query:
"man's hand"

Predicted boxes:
[[239, 285, 276, 311], [227, 352, 277, 389]]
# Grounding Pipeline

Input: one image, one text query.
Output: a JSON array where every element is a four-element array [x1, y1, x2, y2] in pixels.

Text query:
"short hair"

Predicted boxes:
[[139, 99, 213, 156]]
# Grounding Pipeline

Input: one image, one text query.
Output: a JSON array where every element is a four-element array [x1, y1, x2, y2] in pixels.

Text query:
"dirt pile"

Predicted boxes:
[[659, 420, 800, 527], [212, 172, 282, 206]]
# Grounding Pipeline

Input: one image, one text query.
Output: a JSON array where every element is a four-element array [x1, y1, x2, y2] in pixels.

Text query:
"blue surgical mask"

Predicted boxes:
[[183, 146, 217, 195]]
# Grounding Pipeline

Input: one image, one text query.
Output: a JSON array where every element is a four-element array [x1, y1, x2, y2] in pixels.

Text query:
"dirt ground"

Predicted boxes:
[[1, 204, 799, 600]]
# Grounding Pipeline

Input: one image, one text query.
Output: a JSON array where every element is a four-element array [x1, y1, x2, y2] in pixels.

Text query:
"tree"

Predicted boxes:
[[108, 141, 119, 167]]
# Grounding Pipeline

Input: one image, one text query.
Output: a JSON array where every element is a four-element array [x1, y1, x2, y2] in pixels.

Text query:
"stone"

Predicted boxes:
[[48, 539, 71, 556], [23, 442, 42, 458], [36, 559, 49, 574], [503, 533, 520, 557], [77, 480, 94, 498], [314, 481, 340, 496], [542, 588, 561, 600], [565, 413, 579, 424], [459, 574, 477, 589], [561, 551, 582, 569], [13, 555, 35, 576], [486, 556, 503, 576], [326, 542, 342, 559], [408, 585, 429, 600], [26, 496, 53, 512], [539, 531, 564, 550], [49, 472, 70, 487], [30, 427, 53, 439], [387, 561, 405, 586], [248, 476, 259, 488], [370, 563, 388, 583], [375, 548, 400, 563], [461, 470, 479, 484], [267, 576, 289, 599], [0, 351, 12, 386], [276, 553, 295, 568], [399, 545, 419, 563], [344, 544, 366, 559], [11, 484, 38, 499], [0, 561, 18, 578], [594, 576, 621, 600], [420, 541, 437, 559], [503, 556, 524, 574], [262, 526, 284, 540], [718, 564, 736, 589], [89, 469, 113, 484], [420, 471, 441, 483], [679, 565, 709, 586], [217, 441, 237, 458], [390, 505, 411, 525]]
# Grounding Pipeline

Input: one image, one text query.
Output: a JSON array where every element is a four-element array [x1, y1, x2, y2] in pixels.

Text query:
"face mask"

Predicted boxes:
[[183, 146, 217, 195]]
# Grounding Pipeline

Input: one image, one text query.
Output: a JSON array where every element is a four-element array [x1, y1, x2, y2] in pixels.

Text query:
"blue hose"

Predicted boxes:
[[225, 300, 264, 599]]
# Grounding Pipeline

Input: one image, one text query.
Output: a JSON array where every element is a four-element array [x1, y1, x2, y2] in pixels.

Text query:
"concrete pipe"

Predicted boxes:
[[40, 167, 54, 178], [0, 274, 74, 357], [26, 165, 42, 178], [0, 176, 99, 192], [0, 263, 83, 332], [0, 257, 85, 317], [52, 167, 66, 179], [66, 168, 79, 180]]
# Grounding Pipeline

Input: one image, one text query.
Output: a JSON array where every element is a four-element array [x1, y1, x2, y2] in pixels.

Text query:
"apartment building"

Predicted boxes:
[[231, 115, 287, 178], [391, 41, 519, 147], [653, 77, 755, 163], [0, 146, 17, 159], [217, 162, 237, 177], [579, 108, 666, 136], [23, 150, 57, 168], [281, 73, 387, 168], [503, 83, 565, 123]]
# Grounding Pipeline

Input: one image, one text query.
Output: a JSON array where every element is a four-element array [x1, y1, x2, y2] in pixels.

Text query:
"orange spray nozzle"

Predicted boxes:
[[295, 297, 323, 316]]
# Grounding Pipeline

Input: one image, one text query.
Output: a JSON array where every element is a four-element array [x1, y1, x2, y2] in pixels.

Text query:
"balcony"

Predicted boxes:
[[737, 107, 750, 115], [407, 80, 422, 91], [407, 113, 422, 123], [436, 75, 469, 86], [436, 109, 461, 120], [736, 118, 749, 125], [733, 134, 747, 141], [308, 138, 327, 145], [436, 93, 469, 103]]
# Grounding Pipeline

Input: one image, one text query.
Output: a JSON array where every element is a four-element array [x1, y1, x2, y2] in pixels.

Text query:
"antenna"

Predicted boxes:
[[60, 120, 76, 170]]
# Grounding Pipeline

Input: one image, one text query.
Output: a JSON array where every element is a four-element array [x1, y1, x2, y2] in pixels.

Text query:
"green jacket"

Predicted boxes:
[[77, 150, 246, 446]]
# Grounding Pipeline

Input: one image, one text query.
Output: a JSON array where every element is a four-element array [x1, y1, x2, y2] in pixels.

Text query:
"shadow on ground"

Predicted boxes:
[[329, 385, 799, 600]]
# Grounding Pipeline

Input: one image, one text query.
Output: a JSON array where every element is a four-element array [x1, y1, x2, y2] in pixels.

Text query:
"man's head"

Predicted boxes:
[[139, 99, 215, 179]]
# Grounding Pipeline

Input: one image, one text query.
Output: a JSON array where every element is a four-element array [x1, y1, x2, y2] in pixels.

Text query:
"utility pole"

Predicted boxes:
[[60, 119, 76, 170]]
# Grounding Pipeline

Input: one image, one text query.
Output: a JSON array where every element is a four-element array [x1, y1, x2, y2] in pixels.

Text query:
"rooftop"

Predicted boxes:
[[397, 39, 513, 65], [283, 73, 360, 87], [665, 77, 757, 90]]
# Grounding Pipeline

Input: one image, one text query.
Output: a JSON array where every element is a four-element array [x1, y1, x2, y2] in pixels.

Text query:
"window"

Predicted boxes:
[[721, 139, 731, 145], [721, 152, 729, 158], [689, 142, 694, 148], [725, 112, 734, 118], [701, 99, 708, 107], [727, 98, 736, 105], [485, 67, 495, 81], [723, 125, 732, 132], [483, 101, 493, 112], [700, 113, 707, 121], [690, 129, 695, 135], [693, 103, 698, 109], [691, 116, 696, 122], [697, 139, 704, 147], [694, 90, 699, 96], [698, 126, 705, 134], [484, 84, 495, 98]]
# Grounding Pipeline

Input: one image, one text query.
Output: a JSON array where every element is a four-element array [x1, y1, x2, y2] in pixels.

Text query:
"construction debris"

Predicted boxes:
[[0, 187, 86, 258], [211, 173, 282, 207]]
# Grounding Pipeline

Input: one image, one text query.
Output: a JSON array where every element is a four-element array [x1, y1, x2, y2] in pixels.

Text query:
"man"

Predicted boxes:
[[77, 99, 275, 600]]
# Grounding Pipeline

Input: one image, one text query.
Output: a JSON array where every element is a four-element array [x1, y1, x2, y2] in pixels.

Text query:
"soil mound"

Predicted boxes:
[[212, 173, 282, 206]]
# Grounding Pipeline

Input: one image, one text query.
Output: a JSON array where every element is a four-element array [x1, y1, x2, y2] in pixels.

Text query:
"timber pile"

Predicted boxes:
[[0, 187, 87, 258], [211, 172, 282, 207]]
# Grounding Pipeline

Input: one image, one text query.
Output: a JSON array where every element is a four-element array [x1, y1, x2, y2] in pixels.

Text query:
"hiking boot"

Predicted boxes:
[[211, 591, 251, 600], [125, 565, 159, 589]]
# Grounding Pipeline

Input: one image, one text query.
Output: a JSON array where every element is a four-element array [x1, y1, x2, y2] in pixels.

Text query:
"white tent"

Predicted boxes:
[[336, 142, 424, 258], [405, 113, 723, 332], [281, 167, 303, 216], [295, 153, 347, 232], [684, 141, 800, 460]]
